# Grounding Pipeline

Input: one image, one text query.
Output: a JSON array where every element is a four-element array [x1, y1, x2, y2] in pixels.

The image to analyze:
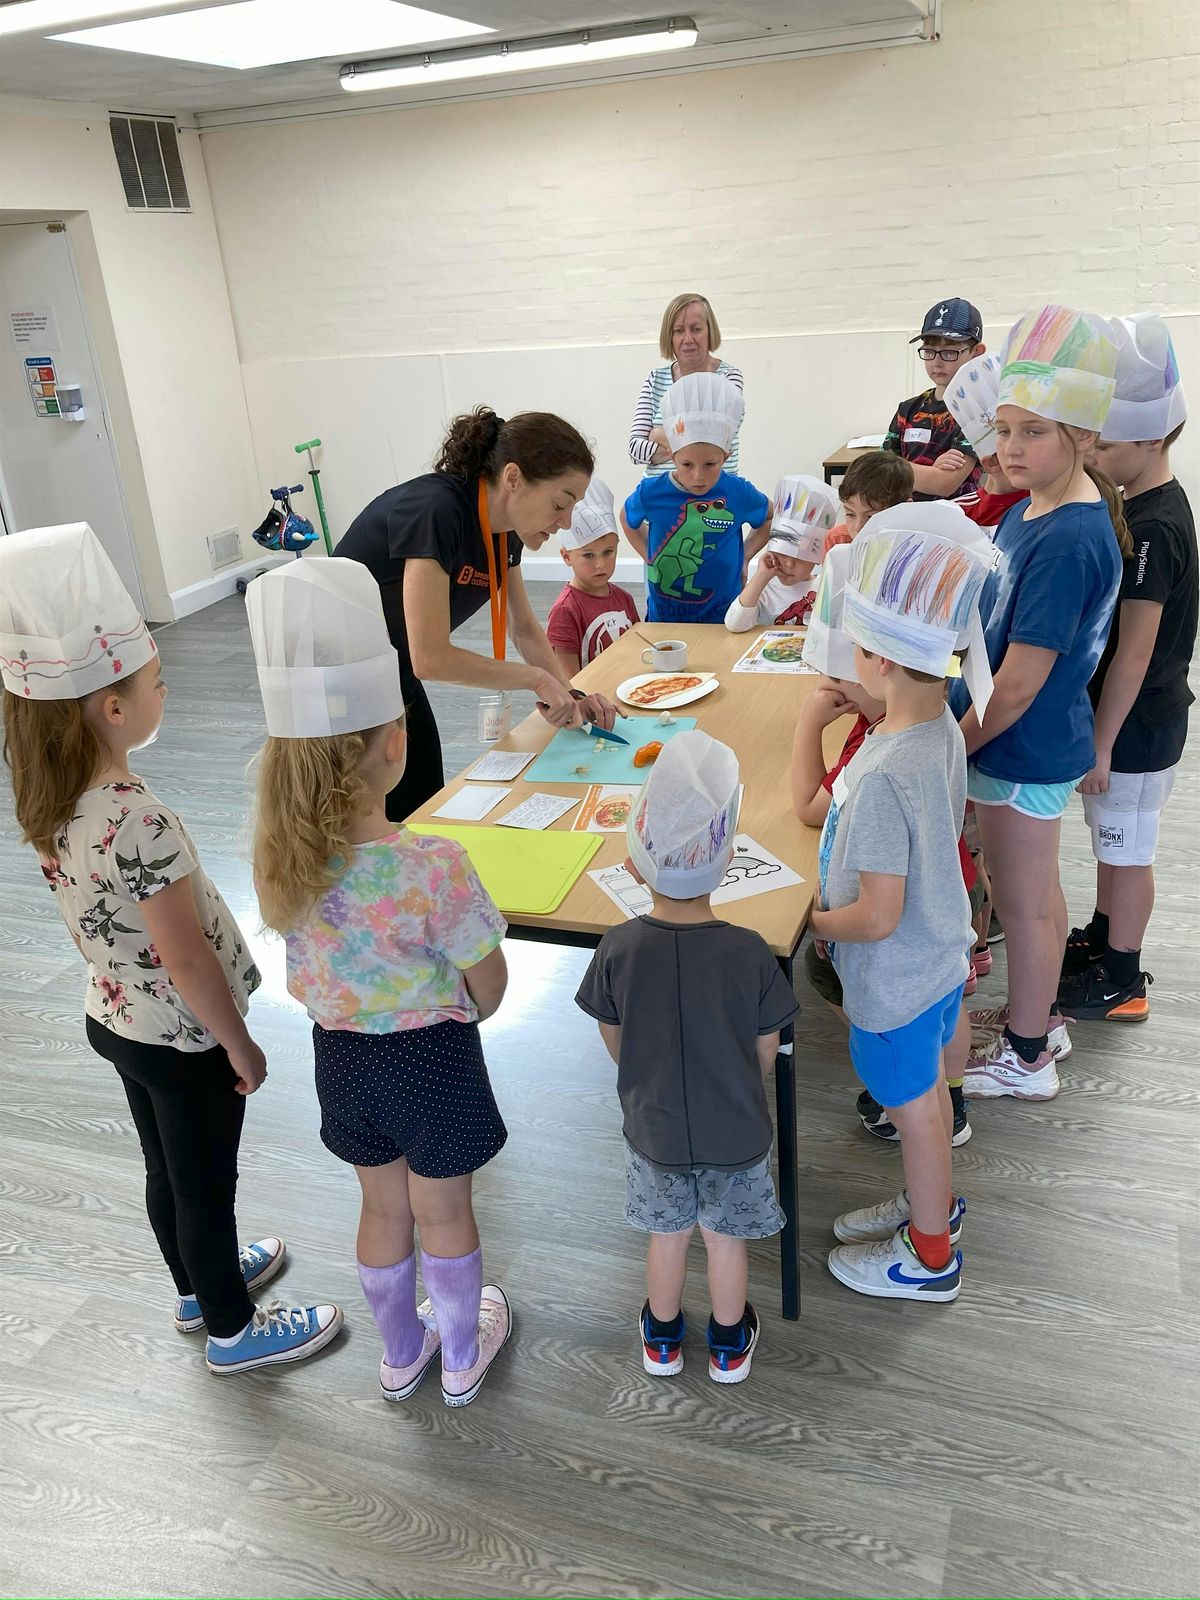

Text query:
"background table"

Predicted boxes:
[[821, 443, 875, 485], [408, 622, 846, 1319]]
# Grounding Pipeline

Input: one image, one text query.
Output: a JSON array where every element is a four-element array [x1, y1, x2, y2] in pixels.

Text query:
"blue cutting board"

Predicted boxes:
[[524, 715, 699, 785]]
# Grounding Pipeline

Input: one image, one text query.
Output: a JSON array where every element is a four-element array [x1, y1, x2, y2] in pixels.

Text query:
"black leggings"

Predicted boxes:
[[386, 673, 446, 822], [86, 1016, 254, 1337]]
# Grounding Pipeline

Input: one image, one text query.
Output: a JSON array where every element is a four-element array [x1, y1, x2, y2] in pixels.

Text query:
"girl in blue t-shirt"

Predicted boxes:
[[956, 306, 1130, 1104]]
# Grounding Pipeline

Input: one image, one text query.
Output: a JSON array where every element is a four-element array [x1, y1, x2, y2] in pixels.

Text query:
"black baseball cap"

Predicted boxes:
[[909, 298, 983, 344]]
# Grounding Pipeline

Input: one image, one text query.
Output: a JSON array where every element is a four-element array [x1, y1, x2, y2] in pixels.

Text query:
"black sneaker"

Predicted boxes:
[[857, 1088, 972, 1146], [707, 1305, 760, 1385], [1060, 925, 1103, 981], [857, 1089, 900, 1143], [1058, 963, 1152, 1023]]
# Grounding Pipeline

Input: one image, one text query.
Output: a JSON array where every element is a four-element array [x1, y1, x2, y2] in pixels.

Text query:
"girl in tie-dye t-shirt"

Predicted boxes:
[[253, 715, 513, 1407]]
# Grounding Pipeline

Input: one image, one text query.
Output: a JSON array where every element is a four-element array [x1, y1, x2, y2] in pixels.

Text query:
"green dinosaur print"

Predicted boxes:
[[649, 501, 735, 603]]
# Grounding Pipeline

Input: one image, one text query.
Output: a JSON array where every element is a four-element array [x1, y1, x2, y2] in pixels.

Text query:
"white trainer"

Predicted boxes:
[[833, 1191, 966, 1246], [963, 1039, 1060, 1100]]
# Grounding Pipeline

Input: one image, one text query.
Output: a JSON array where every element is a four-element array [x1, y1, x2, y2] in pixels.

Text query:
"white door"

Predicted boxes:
[[0, 222, 143, 608]]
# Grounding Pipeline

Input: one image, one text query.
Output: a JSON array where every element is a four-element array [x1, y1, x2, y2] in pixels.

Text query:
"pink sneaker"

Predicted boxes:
[[380, 1323, 441, 1402], [964, 958, 978, 996], [441, 1285, 511, 1407], [964, 1038, 1059, 1100], [971, 946, 993, 978]]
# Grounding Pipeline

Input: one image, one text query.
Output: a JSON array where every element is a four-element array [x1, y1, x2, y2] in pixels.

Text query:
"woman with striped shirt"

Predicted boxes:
[[628, 293, 744, 475]]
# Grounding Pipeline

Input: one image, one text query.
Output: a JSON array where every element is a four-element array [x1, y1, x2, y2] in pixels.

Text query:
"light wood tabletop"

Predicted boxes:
[[821, 442, 876, 484], [407, 622, 840, 958]]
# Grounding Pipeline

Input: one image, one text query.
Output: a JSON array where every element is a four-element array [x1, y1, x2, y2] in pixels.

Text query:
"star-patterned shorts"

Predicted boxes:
[[624, 1145, 785, 1238]]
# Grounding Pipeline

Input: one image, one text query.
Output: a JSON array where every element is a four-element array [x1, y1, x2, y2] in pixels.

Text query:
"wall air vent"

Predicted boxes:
[[109, 115, 191, 212]]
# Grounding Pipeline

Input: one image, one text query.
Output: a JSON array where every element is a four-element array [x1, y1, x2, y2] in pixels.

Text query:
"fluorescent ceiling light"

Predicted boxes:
[[0, 0, 190, 35], [51, 0, 491, 70], [341, 17, 698, 93]]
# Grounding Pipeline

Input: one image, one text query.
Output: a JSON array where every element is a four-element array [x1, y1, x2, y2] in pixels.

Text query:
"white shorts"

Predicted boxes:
[[1080, 766, 1179, 866]]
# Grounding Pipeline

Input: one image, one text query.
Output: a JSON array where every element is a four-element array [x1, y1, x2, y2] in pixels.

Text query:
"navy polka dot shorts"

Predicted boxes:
[[313, 1018, 507, 1178]]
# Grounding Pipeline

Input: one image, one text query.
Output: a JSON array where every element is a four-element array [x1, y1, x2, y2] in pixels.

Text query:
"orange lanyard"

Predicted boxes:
[[477, 479, 509, 662]]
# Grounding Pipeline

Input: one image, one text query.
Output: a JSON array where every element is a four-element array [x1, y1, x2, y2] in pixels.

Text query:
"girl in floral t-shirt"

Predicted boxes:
[[0, 522, 343, 1379], [250, 555, 512, 1409]]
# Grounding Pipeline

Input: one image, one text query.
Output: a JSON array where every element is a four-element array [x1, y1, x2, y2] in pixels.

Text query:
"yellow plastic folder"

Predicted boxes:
[[409, 824, 602, 916]]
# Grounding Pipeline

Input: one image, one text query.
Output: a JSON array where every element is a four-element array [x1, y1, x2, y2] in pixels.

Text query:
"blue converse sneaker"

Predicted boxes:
[[175, 1236, 287, 1332], [205, 1299, 343, 1374], [828, 1226, 961, 1302], [833, 1191, 965, 1246]]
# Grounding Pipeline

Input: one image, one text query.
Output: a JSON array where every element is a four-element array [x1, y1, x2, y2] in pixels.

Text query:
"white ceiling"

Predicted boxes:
[[0, 0, 931, 125]]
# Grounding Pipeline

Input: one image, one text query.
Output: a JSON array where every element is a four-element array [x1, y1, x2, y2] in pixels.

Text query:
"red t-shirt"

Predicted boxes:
[[960, 487, 1026, 527], [822, 711, 976, 889], [546, 582, 640, 665]]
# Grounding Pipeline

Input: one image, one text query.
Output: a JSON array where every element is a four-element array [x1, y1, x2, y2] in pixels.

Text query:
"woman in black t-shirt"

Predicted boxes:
[[336, 407, 617, 820]]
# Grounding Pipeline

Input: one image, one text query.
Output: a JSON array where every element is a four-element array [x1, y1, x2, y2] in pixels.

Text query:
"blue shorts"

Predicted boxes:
[[848, 984, 965, 1111], [967, 766, 1076, 819]]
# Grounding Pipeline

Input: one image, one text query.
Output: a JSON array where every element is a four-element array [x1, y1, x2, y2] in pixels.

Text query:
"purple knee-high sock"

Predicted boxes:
[[357, 1254, 424, 1368], [421, 1247, 482, 1371]]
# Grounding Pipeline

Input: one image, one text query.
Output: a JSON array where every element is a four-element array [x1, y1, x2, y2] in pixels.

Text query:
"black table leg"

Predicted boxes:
[[775, 953, 800, 1320]]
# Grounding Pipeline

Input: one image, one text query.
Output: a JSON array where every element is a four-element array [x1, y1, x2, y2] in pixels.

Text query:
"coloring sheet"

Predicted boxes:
[[589, 835, 805, 919]]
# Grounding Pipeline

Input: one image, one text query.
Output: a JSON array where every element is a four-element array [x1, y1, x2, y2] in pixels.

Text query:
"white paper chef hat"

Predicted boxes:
[[768, 475, 841, 562], [248, 558, 404, 739], [996, 304, 1117, 432], [0, 522, 156, 701], [659, 371, 744, 456], [627, 730, 740, 898], [559, 477, 618, 552], [801, 542, 859, 682], [843, 516, 999, 714], [1101, 314, 1188, 442], [945, 352, 1003, 457]]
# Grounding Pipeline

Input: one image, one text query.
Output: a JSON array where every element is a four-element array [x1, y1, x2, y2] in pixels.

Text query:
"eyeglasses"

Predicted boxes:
[[917, 344, 972, 362]]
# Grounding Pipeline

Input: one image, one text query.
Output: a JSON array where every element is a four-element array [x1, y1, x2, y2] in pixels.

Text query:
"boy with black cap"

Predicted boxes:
[[883, 297, 986, 502]]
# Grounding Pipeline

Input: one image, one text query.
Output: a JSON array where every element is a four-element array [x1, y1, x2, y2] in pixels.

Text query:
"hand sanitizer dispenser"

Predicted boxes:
[[55, 383, 86, 421]]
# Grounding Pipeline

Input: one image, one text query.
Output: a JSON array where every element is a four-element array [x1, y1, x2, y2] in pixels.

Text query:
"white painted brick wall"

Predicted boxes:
[[203, 0, 1199, 365]]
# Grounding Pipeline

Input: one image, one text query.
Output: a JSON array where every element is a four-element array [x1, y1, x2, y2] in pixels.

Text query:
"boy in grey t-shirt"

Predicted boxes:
[[576, 733, 797, 1386], [809, 513, 997, 1305]]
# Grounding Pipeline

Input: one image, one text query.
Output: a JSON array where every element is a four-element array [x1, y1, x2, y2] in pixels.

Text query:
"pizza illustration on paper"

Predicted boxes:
[[594, 795, 633, 830]]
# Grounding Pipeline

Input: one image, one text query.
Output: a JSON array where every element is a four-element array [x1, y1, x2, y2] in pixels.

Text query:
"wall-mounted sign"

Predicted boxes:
[[9, 305, 62, 351], [25, 354, 59, 415]]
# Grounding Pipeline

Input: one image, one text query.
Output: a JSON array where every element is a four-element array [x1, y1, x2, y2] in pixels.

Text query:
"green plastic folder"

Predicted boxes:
[[408, 824, 603, 916]]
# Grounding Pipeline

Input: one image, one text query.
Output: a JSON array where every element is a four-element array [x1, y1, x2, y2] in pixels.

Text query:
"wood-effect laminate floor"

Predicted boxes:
[[1, 588, 1197, 1600]]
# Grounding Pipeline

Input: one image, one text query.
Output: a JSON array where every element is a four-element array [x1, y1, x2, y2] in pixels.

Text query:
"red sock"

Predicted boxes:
[[907, 1222, 952, 1271]]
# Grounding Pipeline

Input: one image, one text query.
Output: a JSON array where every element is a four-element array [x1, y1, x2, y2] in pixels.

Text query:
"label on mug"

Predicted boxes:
[[477, 693, 511, 744]]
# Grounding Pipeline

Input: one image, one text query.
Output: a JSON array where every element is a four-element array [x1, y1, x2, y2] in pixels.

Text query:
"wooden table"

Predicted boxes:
[[408, 623, 839, 1320], [821, 443, 875, 485]]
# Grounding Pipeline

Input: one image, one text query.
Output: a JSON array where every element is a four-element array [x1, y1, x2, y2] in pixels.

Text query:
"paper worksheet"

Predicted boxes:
[[465, 749, 537, 782], [571, 784, 639, 834], [432, 785, 509, 821], [496, 792, 579, 830], [589, 835, 805, 919], [732, 631, 819, 675]]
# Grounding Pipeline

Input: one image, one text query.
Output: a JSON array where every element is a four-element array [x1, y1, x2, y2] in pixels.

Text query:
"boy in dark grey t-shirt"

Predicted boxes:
[[576, 733, 797, 1387]]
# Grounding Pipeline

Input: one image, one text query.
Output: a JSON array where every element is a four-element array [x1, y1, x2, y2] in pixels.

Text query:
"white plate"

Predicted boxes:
[[615, 672, 720, 711]]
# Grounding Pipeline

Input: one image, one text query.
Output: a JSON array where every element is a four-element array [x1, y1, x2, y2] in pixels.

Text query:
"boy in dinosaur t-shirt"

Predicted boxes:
[[621, 371, 772, 623]]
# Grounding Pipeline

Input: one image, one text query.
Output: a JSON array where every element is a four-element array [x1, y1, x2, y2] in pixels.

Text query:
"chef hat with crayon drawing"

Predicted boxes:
[[559, 477, 618, 552], [659, 371, 744, 456], [0, 522, 156, 700], [945, 352, 1003, 458], [767, 475, 841, 562], [801, 542, 859, 682], [627, 730, 740, 898], [996, 304, 1118, 433], [843, 516, 999, 715], [248, 558, 404, 739], [1101, 314, 1188, 443]]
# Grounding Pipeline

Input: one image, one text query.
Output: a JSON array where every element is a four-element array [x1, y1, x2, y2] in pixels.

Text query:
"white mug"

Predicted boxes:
[[477, 693, 511, 744], [641, 639, 688, 671]]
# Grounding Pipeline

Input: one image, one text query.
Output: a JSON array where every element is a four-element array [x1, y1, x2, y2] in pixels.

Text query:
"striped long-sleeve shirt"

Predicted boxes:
[[628, 360, 744, 475]]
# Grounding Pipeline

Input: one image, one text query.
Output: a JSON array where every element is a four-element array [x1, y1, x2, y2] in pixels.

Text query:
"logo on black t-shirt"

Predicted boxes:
[[456, 565, 489, 588]]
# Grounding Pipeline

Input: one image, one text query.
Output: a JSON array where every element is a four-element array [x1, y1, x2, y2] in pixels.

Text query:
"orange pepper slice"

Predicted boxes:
[[633, 741, 664, 768]]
